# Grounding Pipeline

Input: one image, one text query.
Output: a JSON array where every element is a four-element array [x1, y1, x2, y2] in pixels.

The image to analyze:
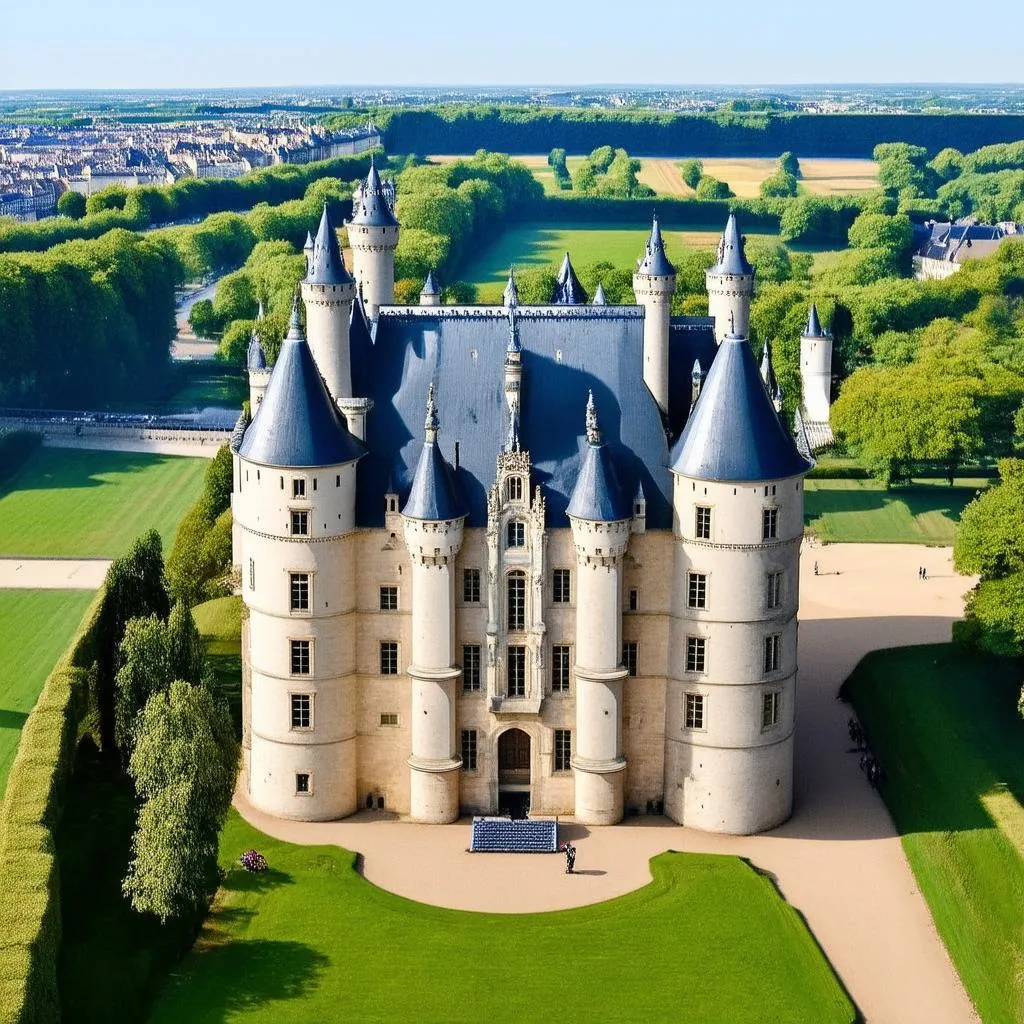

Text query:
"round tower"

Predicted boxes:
[[246, 329, 270, 411], [705, 213, 755, 344], [346, 158, 399, 321], [234, 298, 365, 822], [633, 213, 677, 416], [301, 204, 356, 403], [800, 304, 833, 422], [419, 269, 441, 307], [567, 394, 631, 825], [666, 333, 811, 834], [402, 386, 467, 823]]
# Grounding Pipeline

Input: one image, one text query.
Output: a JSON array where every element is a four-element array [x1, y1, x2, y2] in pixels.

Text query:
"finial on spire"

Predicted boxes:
[[256, 299, 265, 321], [287, 288, 303, 338], [424, 383, 438, 442], [729, 310, 735, 334], [585, 390, 601, 445], [503, 266, 518, 308], [506, 302, 521, 353]]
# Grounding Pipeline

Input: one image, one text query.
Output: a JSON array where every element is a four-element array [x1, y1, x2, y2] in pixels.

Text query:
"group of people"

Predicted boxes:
[[848, 717, 886, 789], [917, 566, 929, 580], [560, 841, 577, 874]]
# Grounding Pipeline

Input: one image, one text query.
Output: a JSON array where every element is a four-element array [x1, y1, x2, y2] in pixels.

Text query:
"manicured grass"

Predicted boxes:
[[842, 645, 1024, 1024], [0, 447, 207, 557], [0, 589, 94, 797], [805, 477, 989, 544], [149, 813, 855, 1024]]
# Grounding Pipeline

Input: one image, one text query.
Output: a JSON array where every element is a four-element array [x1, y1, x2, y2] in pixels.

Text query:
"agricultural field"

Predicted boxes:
[[804, 477, 988, 545], [0, 447, 206, 557], [0, 589, 94, 797], [843, 645, 1024, 1023], [148, 816, 855, 1024]]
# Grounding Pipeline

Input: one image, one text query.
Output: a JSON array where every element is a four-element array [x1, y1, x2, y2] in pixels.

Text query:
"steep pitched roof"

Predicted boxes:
[[551, 252, 588, 304], [670, 333, 811, 482], [306, 204, 353, 286], [805, 303, 824, 337], [238, 298, 364, 468], [421, 269, 440, 295], [636, 213, 676, 277], [592, 282, 607, 305], [567, 393, 631, 522], [349, 158, 399, 227], [708, 213, 754, 276], [760, 339, 778, 397], [246, 332, 267, 371], [402, 385, 465, 521]]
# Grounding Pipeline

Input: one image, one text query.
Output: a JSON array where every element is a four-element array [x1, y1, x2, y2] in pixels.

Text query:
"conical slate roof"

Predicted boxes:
[[592, 282, 607, 305], [306, 205, 353, 286], [670, 334, 812, 482], [239, 298, 364, 468], [804, 304, 824, 337], [349, 293, 374, 396], [709, 213, 754, 276], [246, 332, 267, 371], [636, 214, 676, 277], [303, 230, 314, 253], [551, 252, 588, 304], [566, 393, 631, 521], [421, 269, 440, 295], [402, 386, 465, 521], [760, 339, 779, 397], [349, 158, 399, 227]]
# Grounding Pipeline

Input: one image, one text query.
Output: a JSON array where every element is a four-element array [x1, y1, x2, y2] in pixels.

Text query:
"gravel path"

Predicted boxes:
[[42, 437, 220, 458], [0, 558, 110, 589], [235, 542, 980, 1023]]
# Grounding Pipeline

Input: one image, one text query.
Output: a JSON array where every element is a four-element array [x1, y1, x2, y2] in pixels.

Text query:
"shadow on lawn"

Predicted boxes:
[[804, 484, 981, 531], [0, 708, 29, 730], [221, 866, 295, 894], [0, 448, 178, 497]]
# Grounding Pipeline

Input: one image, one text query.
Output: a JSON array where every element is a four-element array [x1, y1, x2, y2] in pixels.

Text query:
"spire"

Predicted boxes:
[[709, 213, 754, 276], [692, 358, 702, 380], [349, 158, 399, 227], [421, 268, 439, 296], [503, 267, 519, 308], [551, 252, 588, 304], [585, 390, 600, 445], [424, 382, 439, 443], [288, 290, 302, 337], [306, 204, 353, 286], [246, 330, 266, 371], [506, 302, 521, 353], [567, 394, 630, 522], [592, 282, 607, 305], [636, 212, 676, 277], [303, 230, 314, 254], [794, 408, 814, 463], [805, 303, 824, 337], [256, 299, 265, 320], [402, 386, 465, 521]]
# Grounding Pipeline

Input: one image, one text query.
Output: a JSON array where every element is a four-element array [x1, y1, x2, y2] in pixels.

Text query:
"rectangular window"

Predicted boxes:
[[248, 558, 255, 591], [552, 568, 571, 604], [767, 571, 782, 610], [551, 644, 571, 692], [554, 729, 572, 772], [695, 505, 711, 539], [295, 772, 310, 794], [291, 510, 309, 536], [380, 641, 398, 675], [762, 507, 778, 540], [686, 637, 706, 673], [290, 573, 309, 611], [506, 476, 523, 501], [507, 645, 526, 697], [506, 521, 525, 548], [463, 568, 481, 603], [292, 478, 306, 499], [622, 642, 638, 677], [627, 587, 638, 612], [461, 729, 478, 771], [290, 639, 310, 675], [379, 712, 399, 727], [685, 693, 705, 730], [762, 691, 781, 730], [507, 573, 526, 631], [462, 644, 481, 691], [290, 693, 311, 729], [379, 585, 398, 611], [687, 572, 707, 609], [764, 634, 781, 674]]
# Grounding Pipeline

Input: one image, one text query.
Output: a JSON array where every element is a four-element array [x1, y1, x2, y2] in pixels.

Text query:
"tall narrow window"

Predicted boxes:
[[248, 558, 255, 591], [291, 510, 309, 536], [506, 476, 523, 501], [686, 637, 706, 673], [379, 585, 398, 611], [627, 587, 639, 612], [380, 641, 398, 675], [507, 645, 526, 697], [687, 572, 707, 609], [461, 729, 478, 771], [295, 773, 311, 794], [506, 521, 525, 548], [622, 642, 638, 677], [290, 693, 312, 729], [767, 571, 782, 610], [695, 505, 711, 539], [762, 691, 781, 730], [551, 645, 571, 692], [290, 573, 309, 611], [553, 568, 571, 603], [463, 568, 481, 603], [290, 639, 311, 675], [292, 478, 306, 499], [507, 571, 526, 631], [762, 507, 778, 540], [685, 693, 705, 730], [462, 644, 481, 692], [554, 729, 572, 771], [764, 634, 781, 674]]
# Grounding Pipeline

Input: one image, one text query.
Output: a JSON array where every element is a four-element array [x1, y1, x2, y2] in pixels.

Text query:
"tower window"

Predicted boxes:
[[506, 476, 523, 501], [290, 573, 310, 611], [627, 587, 639, 612], [687, 572, 708, 609], [507, 645, 526, 697], [695, 505, 711, 539], [763, 691, 781, 730], [462, 645, 481, 691], [767, 571, 782, 610], [554, 729, 572, 771], [290, 639, 311, 675], [461, 729, 478, 771], [686, 637, 706, 673], [291, 510, 309, 536], [553, 568, 571, 604], [762, 507, 779, 540], [622, 642, 638, 677], [764, 635, 781, 674], [507, 571, 526, 631], [379, 712, 399, 727], [290, 693, 312, 729], [295, 773, 311, 794], [380, 642, 399, 676], [379, 585, 398, 611], [463, 568, 481, 603], [684, 693, 705, 730], [551, 645, 571, 692], [506, 521, 525, 548]]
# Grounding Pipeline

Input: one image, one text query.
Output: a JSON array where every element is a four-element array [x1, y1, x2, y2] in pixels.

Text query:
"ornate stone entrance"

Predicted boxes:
[[498, 728, 531, 818]]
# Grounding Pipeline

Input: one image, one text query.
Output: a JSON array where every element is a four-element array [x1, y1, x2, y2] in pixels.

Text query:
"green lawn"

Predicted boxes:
[[149, 813, 854, 1024], [842, 645, 1024, 1024], [0, 447, 207, 557], [0, 589, 95, 797], [805, 477, 988, 544]]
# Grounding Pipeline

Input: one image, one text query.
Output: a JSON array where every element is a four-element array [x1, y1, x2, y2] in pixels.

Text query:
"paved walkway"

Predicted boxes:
[[0, 558, 110, 589], [42, 437, 219, 458], [236, 543, 980, 1023]]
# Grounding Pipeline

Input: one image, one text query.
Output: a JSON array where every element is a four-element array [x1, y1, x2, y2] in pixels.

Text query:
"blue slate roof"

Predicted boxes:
[[239, 300, 364, 468], [709, 213, 754, 277], [349, 159, 399, 227], [760, 338, 778, 397], [421, 269, 440, 295], [306, 204, 353, 286], [667, 317, 718, 436], [670, 333, 811, 482], [402, 388, 465, 521], [246, 333, 267, 371], [350, 294, 374, 395], [636, 214, 676, 277], [592, 282, 607, 305], [566, 394, 631, 522], [805, 304, 824, 337], [360, 306, 671, 529], [551, 253, 588, 305]]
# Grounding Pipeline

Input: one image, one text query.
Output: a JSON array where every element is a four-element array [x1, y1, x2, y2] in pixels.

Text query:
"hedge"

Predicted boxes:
[[0, 590, 104, 1024]]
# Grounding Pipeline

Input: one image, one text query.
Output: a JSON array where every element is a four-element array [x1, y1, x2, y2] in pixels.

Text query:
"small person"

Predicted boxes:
[[813, 561, 819, 576], [566, 843, 576, 874]]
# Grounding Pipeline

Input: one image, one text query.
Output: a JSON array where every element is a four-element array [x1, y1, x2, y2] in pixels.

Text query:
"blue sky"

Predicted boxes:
[[2, 0, 1021, 90]]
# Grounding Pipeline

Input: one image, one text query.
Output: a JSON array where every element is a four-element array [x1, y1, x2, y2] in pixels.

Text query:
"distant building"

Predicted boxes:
[[913, 217, 1024, 280]]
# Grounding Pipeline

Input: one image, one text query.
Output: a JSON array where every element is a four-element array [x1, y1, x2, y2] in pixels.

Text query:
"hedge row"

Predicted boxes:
[[0, 432, 42, 485], [0, 590, 104, 1024]]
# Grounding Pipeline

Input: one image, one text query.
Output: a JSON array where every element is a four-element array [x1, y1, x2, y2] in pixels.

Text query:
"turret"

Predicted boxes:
[[567, 393, 631, 825], [503, 268, 518, 308], [504, 303, 522, 452], [706, 213, 755, 344], [402, 385, 467, 823], [633, 213, 676, 416], [551, 252, 588, 304], [302, 230, 314, 274], [592, 282, 608, 305], [301, 204, 356, 404], [760, 339, 782, 413], [246, 328, 270, 410], [666, 331, 812, 834], [346, 157, 399, 321], [690, 358, 703, 411], [800, 304, 833, 423], [419, 269, 441, 307]]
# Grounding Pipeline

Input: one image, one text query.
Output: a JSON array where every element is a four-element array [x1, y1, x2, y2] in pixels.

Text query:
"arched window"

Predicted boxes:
[[507, 571, 526, 631], [506, 520, 525, 548], [506, 476, 523, 502]]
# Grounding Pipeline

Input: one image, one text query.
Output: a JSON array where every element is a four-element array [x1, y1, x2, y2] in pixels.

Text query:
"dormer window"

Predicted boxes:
[[506, 476, 523, 502], [506, 521, 525, 548]]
